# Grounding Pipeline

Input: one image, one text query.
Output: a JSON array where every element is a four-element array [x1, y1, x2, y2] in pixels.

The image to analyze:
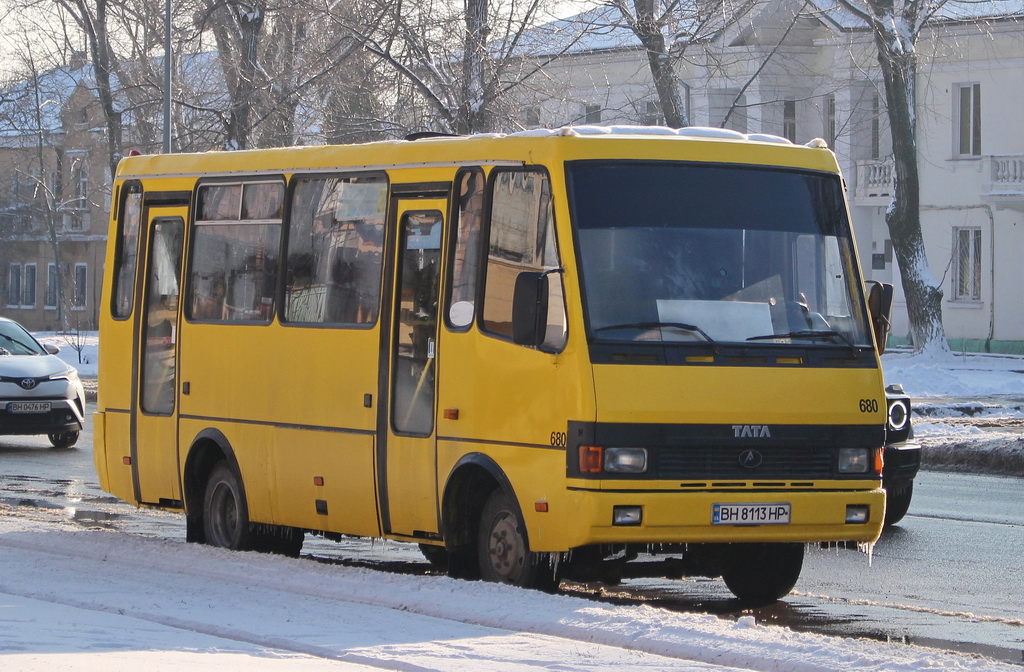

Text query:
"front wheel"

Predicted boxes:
[[720, 542, 804, 604], [202, 461, 253, 550], [884, 480, 914, 527], [48, 431, 79, 449], [477, 489, 559, 591]]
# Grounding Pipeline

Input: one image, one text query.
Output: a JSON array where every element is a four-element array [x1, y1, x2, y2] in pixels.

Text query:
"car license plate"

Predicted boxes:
[[712, 502, 791, 525], [8, 401, 51, 414]]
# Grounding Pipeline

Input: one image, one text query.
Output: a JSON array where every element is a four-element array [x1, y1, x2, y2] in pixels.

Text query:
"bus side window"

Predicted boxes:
[[188, 181, 283, 323], [481, 169, 567, 351], [284, 174, 387, 326], [112, 182, 143, 318], [446, 168, 485, 329]]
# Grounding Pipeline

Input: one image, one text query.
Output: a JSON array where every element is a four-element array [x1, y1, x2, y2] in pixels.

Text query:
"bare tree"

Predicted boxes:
[[606, 0, 736, 128], [354, 0, 566, 134], [832, 0, 949, 353]]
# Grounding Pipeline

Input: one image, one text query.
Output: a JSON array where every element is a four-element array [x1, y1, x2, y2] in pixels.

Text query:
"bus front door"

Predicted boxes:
[[132, 211, 186, 506], [381, 202, 445, 538]]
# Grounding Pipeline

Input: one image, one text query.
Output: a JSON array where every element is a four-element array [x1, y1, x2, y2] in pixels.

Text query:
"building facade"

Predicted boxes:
[[1, 68, 109, 332]]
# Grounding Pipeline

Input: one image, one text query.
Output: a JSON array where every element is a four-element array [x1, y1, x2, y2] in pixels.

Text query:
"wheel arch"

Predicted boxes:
[[440, 453, 523, 553], [182, 428, 243, 543]]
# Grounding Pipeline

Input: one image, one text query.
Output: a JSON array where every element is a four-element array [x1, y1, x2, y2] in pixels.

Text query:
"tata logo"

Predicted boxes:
[[738, 449, 764, 469], [19, 378, 38, 390], [732, 424, 771, 438]]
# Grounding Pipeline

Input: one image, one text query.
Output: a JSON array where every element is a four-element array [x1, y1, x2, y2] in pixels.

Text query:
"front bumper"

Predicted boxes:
[[883, 441, 922, 486], [0, 398, 85, 435], [547, 484, 886, 552]]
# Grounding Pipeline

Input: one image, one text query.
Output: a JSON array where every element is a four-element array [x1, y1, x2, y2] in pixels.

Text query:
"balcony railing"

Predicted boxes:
[[982, 155, 1024, 211], [852, 157, 893, 206]]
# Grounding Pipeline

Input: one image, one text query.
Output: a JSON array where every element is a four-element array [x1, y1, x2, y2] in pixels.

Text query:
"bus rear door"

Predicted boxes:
[[380, 197, 447, 538], [133, 208, 186, 506]]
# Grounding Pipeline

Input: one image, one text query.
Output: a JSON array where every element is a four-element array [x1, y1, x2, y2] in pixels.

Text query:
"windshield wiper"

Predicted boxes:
[[0, 333, 38, 354], [594, 321, 717, 347], [747, 329, 860, 355]]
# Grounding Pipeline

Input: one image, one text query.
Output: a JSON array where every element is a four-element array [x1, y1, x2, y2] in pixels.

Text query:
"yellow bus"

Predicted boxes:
[[95, 127, 911, 602]]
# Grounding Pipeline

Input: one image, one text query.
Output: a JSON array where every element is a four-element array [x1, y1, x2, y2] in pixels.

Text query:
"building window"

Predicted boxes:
[[783, 100, 797, 142], [7, 263, 21, 308], [584, 104, 602, 124], [645, 101, 665, 126], [73, 263, 88, 308], [871, 95, 881, 159], [46, 263, 58, 308], [952, 227, 982, 301], [524, 107, 541, 128], [956, 83, 981, 157], [23, 264, 36, 307], [824, 95, 836, 148]]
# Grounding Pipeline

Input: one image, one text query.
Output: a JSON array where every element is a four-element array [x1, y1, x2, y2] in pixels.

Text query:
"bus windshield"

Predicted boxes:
[[568, 161, 873, 348]]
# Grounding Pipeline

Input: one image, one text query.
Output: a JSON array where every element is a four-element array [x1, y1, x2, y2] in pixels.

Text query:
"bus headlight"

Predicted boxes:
[[604, 448, 648, 474], [838, 447, 870, 473]]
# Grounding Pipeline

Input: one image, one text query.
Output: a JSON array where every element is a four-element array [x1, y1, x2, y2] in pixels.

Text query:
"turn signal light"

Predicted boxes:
[[579, 445, 602, 473]]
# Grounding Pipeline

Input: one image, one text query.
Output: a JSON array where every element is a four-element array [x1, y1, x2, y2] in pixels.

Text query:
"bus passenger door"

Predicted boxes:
[[133, 211, 186, 506], [381, 200, 445, 538]]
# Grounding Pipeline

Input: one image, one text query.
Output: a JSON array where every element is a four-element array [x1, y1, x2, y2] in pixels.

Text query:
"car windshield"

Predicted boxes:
[[568, 161, 873, 347], [0, 321, 46, 356]]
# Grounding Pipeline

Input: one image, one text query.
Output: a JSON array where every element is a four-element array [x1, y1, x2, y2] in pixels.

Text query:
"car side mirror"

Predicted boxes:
[[44, 343, 61, 355], [866, 281, 894, 355], [512, 271, 549, 346]]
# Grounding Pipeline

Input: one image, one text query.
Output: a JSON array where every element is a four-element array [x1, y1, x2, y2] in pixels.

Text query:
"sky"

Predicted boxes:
[[4, 333, 1019, 671]]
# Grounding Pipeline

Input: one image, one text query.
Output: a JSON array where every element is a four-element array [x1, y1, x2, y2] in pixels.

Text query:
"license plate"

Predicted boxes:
[[8, 402, 51, 414], [713, 502, 791, 525]]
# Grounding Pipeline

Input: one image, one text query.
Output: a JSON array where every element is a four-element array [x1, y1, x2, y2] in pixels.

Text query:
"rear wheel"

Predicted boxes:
[[720, 542, 804, 604], [477, 489, 559, 591], [202, 461, 253, 550], [48, 431, 79, 449]]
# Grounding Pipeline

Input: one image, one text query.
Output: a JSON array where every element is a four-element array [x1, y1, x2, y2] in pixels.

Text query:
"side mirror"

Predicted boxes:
[[866, 281, 894, 355], [44, 343, 61, 355], [512, 271, 549, 346]]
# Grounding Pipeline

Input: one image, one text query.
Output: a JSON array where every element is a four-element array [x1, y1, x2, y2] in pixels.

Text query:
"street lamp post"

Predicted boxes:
[[163, 0, 172, 153]]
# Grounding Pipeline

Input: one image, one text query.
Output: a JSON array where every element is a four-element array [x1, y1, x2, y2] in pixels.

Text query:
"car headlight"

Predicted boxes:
[[887, 398, 908, 432], [49, 367, 80, 383], [604, 448, 648, 474]]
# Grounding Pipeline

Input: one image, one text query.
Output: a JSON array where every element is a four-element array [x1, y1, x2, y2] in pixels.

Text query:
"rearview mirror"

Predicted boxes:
[[866, 281, 894, 355], [512, 272, 549, 346]]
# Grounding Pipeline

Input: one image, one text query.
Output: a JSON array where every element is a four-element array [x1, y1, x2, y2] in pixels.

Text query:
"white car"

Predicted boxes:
[[0, 317, 86, 448]]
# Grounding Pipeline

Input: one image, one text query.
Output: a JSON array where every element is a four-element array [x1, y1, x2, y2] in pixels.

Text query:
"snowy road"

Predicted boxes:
[[1, 507, 1017, 672]]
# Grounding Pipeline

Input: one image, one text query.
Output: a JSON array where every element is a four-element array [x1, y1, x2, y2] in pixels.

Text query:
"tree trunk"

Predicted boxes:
[[872, 25, 948, 353], [631, 0, 688, 127], [459, 0, 490, 134]]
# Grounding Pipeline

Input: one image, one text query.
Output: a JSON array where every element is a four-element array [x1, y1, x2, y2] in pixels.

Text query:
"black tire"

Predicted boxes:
[[48, 431, 79, 449], [419, 543, 449, 570], [202, 461, 253, 551], [476, 489, 559, 591], [884, 480, 914, 527], [720, 542, 804, 604]]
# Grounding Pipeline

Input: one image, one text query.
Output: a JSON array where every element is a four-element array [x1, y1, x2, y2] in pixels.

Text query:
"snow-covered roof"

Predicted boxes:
[[0, 64, 94, 138], [807, 0, 1024, 30]]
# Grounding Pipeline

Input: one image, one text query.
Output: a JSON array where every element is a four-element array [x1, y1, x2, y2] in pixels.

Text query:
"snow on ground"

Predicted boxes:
[[0, 508, 1017, 672], [882, 350, 1024, 471]]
